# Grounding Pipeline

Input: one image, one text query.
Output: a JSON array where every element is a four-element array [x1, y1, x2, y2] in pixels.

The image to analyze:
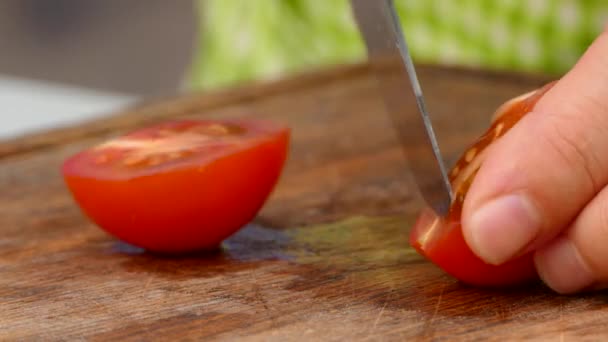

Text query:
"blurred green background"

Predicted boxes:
[[1, 0, 607, 96], [190, 0, 608, 90]]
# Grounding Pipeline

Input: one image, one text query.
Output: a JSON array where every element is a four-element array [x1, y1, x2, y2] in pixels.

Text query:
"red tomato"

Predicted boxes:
[[410, 208, 537, 287], [62, 119, 290, 253], [410, 83, 556, 286]]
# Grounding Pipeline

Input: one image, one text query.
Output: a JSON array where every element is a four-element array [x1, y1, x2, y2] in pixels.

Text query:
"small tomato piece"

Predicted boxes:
[[62, 119, 289, 253], [410, 82, 556, 286]]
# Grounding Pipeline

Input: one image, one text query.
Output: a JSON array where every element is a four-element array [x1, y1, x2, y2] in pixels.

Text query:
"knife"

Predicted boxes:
[[350, 0, 453, 216]]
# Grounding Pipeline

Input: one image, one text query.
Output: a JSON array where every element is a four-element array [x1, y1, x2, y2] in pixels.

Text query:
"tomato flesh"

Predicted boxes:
[[62, 119, 289, 253]]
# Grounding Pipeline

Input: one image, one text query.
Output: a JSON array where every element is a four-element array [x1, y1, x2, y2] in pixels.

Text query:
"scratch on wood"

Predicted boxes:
[[416, 285, 445, 341], [363, 301, 388, 341], [366, 288, 394, 339], [142, 277, 153, 294], [372, 301, 387, 331], [560, 300, 564, 342], [254, 285, 270, 312], [430, 285, 445, 325]]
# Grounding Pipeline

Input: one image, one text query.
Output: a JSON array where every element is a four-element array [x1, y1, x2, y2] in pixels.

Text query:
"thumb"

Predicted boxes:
[[461, 29, 608, 266]]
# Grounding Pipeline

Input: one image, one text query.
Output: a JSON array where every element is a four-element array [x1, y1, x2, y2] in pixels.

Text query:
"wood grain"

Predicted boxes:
[[3, 63, 605, 341]]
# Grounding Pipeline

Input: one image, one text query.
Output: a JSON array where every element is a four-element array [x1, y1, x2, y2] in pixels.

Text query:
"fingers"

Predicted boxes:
[[535, 184, 608, 294], [461, 29, 608, 265]]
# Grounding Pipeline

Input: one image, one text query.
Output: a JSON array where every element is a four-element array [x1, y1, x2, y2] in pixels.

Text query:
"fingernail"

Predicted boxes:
[[468, 194, 541, 265], [535, 238, 595, 294]]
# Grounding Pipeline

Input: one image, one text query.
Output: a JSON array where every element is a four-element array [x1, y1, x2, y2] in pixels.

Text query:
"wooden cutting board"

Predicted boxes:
[[2, 63, 606, 341]]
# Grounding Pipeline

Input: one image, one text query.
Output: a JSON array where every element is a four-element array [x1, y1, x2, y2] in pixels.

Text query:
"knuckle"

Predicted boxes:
[[596, 199, 608, 242], [541, 111, 604, 192], [580, 198, 608, 278]]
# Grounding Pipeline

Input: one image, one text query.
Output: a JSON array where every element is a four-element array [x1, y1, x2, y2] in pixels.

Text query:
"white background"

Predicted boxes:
[[0, 75, 137, 140]]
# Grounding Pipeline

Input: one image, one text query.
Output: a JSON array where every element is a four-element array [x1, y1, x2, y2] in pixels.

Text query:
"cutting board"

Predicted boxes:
[[2, 63, 606, 341]]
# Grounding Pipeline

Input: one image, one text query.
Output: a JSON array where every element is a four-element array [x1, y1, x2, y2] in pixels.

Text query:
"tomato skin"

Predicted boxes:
[[410, 208, 537, 287], [62, 119, 289, 253], [409, 83, 557, 286]]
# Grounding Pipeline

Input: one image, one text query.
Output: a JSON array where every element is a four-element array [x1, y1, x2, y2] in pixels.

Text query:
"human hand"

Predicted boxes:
[[462, 28, 608, 294]]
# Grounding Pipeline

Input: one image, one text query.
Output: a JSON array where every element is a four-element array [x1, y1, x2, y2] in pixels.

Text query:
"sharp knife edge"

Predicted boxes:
[[350, 0, 454, 216]]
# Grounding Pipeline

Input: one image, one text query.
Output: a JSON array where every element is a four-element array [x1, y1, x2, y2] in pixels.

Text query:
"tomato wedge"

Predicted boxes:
[[410, 83, 556, 286], [62, 119, 289, 253]]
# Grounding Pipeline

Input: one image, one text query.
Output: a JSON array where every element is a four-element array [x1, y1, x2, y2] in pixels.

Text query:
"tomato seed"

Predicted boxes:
[[189, 123, 245, 136], [147, 155, 165, 166], [464, 148, 477, 163], [450, 165, 460, 178], [94, 155, 110, 165], [123, 155, 148, 167], [158, 129, 176, 137], [494, 122, 505, 138], [167, 152, 185, 160]]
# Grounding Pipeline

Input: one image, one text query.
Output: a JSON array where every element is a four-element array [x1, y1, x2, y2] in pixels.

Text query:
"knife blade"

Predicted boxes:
[[350, 0, 453, 216]]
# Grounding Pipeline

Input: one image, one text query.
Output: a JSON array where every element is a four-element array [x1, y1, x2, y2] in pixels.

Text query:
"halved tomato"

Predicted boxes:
[[62, 119, 290, 253], [410, 82, 556, 286]]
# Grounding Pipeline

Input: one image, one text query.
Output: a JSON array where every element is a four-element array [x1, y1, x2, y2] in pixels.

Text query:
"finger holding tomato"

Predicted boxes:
[[62, 119, 289, 253], [410, 83, 553, 287], [413, 28, 608, 294]]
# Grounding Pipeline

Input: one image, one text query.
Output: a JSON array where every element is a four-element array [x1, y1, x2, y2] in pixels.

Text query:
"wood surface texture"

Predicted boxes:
[[3, 63, 606, 341]]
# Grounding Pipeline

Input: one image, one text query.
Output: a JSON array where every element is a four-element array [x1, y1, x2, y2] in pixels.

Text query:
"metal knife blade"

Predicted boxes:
[[350, 0, 453, 216]]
